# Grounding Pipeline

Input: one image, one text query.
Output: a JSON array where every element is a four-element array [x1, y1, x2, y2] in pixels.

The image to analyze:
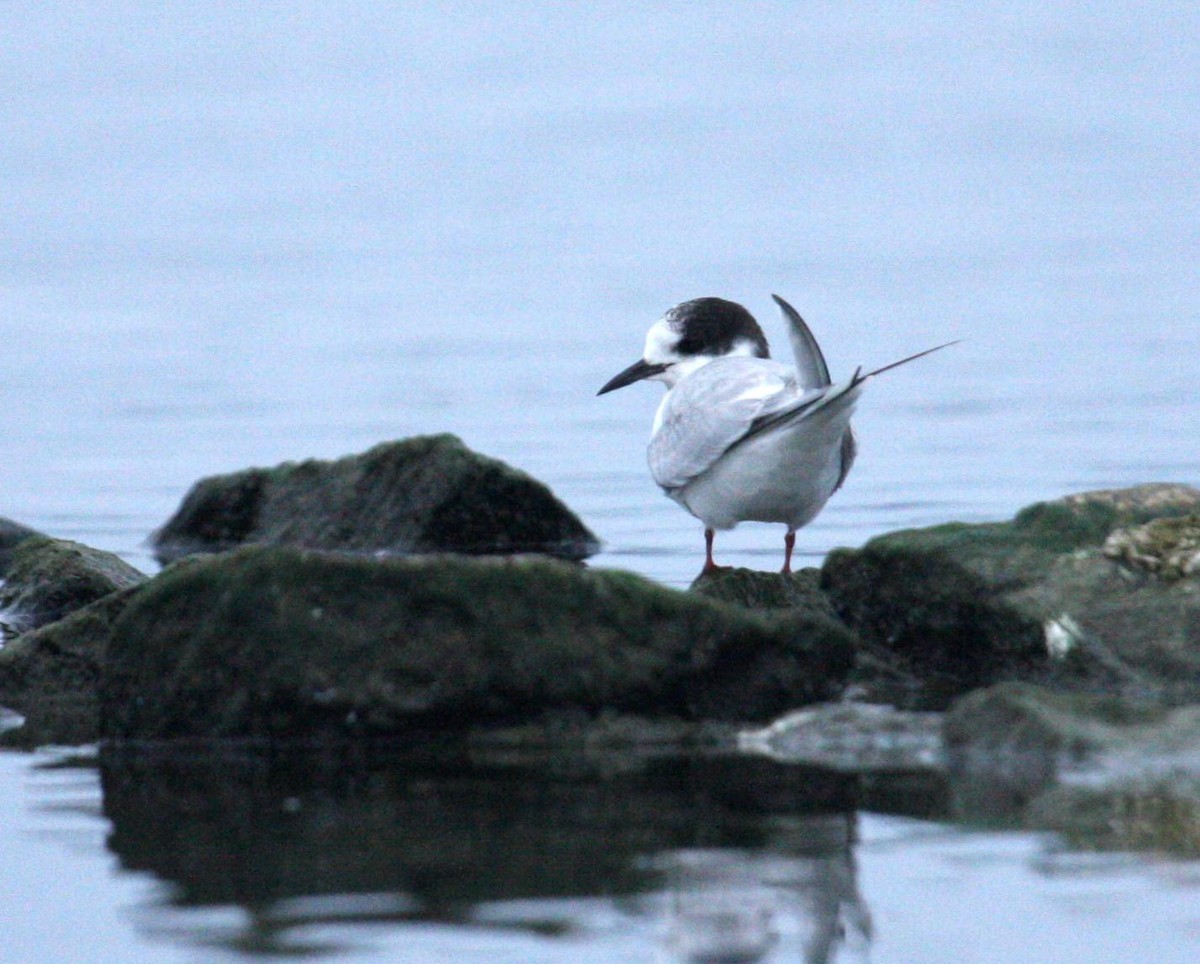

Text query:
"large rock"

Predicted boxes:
[[101, 547, 857, 740], [152, 435, 599, 563], [821, 484, 1200, 706], [0, 537, 146, 634]]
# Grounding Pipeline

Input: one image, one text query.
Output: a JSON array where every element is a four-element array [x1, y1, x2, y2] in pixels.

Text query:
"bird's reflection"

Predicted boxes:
[[657, 816, 870, 964]]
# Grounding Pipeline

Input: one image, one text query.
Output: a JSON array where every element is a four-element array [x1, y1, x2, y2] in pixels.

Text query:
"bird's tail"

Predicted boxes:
[[856, 340, 961, 384]]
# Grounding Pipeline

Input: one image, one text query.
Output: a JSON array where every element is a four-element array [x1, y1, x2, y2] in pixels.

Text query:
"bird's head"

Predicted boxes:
[[597, 297, 770, 395]]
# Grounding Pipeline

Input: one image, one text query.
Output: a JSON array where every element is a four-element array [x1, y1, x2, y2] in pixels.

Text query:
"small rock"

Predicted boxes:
[[1103, 513, 1200, 579], [944, 682, 1200, 856], [739, 702, 944, 772], [0, 537, 146, 633], [940, 677, 1200, 849], [691, 566, 843, 619], [0, 517, 44, 577], [152, 435, 600, 564]]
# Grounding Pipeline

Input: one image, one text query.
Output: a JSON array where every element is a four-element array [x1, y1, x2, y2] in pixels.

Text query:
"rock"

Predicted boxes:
[[691, 566, 843, 618], [943, 682, 1163, 812], [0, 587, 141, 748], [1102, 513, 1200, 579], [821, 484, 1200, 706], [152, 435, 599, 564], [101, 547, 857, 740], [944, 681, 1200, 856], [0, 537, 146, 634], [690, 567, 944, 709], [0, 517, 44, 577], [739, 702, 944, 772]]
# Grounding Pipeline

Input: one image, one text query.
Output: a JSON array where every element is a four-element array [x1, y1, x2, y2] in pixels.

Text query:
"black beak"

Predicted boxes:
[[597, 359, 667, 396]]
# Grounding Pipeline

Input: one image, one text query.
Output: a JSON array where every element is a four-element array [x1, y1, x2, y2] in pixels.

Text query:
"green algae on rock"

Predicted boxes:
[[101, 547, 856, 740], [151, 435, 600, 564]]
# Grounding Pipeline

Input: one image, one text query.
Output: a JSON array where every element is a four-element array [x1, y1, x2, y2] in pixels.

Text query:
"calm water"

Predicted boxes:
[[2, 4, 1198, 961]]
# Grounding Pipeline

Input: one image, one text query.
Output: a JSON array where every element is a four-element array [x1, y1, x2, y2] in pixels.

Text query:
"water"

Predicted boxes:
[[1, 3, 1198, 960]]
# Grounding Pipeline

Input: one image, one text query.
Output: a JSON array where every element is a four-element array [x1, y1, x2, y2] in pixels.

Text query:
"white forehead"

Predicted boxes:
[[642, 318, 679, 363]]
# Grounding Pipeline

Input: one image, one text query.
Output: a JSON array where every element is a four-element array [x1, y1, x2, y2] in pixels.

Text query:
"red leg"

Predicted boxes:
[[701, 528, 729, 574], [782, 529, 796, 574]]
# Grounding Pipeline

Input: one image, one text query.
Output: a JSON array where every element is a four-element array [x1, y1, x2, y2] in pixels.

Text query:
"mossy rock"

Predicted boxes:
[[101, 547, 857, 740], [0, 537, 146, 633], [152, 435, 599, 563]]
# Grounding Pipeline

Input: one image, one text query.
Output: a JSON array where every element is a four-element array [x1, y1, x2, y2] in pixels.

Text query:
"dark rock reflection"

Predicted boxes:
[[99, 741, 947, 960]]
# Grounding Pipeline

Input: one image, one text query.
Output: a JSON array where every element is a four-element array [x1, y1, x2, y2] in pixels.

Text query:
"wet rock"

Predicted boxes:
[[943, 682, 1200, 855], [0, 537, 146, 634], [821, 484, 1200, 706], [0, 587, 141, 748], [152, 435, 599, 564], [0, 517, 44, 577], [102, 546, 857, 740], [739, 702, 944, 772], [943, 682, 1163, 811]]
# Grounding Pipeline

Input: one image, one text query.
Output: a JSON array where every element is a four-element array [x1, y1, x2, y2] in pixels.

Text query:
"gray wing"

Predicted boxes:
[[772, 294, 831, 390], [648, 357, 821, 491]]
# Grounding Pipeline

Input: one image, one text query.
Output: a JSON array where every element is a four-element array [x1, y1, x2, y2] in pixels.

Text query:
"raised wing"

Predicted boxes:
[[648, 356, 821, 491], [772, 294, 831, 390]]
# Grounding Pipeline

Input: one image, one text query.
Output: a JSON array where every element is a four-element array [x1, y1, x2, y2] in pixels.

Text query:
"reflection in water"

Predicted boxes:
[[659, 825, 870, 964], [96, 744, 931, 960]]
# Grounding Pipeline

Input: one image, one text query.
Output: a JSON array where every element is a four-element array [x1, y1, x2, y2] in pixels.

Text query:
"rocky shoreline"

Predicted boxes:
[[2, 435, 1198, 855]]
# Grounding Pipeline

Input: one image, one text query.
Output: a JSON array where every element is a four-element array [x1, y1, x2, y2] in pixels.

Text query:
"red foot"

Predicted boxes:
[[701, 528, 730, 576], [781, 529, 796, 574]]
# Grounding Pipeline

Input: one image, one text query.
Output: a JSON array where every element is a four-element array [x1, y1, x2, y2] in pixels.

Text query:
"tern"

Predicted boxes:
[[597, 295, 956, 575]]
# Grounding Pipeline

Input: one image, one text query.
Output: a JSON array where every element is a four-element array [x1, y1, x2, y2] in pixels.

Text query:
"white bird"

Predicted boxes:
[[597, 295, 956, 576]]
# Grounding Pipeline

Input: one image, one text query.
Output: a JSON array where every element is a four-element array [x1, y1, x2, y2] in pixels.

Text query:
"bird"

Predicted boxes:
[[597, 295, 956, 576]]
